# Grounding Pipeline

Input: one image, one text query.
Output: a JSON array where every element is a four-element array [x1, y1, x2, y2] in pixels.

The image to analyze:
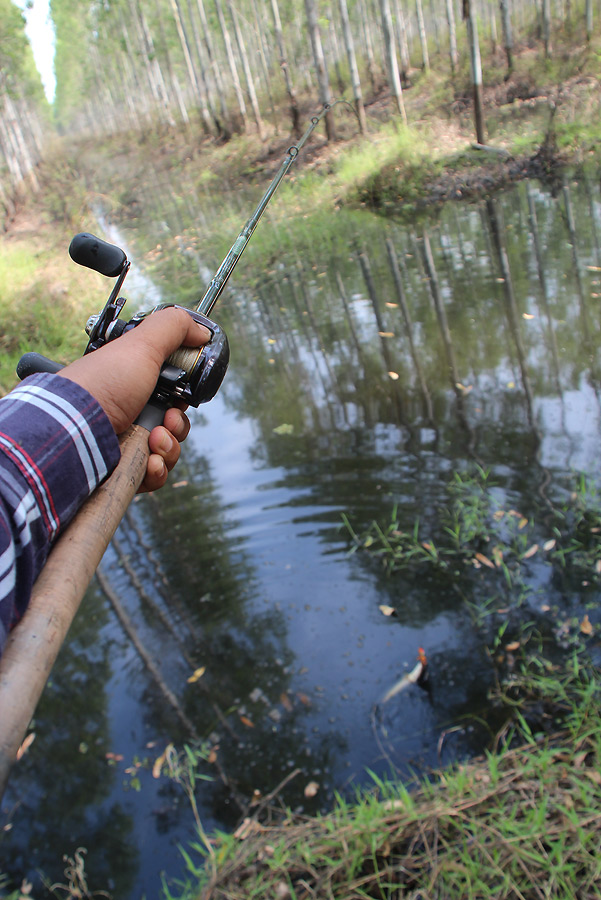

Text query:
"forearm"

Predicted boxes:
[[0, 374, 120, 652]]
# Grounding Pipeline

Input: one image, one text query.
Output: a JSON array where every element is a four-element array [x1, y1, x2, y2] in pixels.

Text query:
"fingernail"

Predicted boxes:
[[197, 324, 211, 342], [160, 432, 174, 453]]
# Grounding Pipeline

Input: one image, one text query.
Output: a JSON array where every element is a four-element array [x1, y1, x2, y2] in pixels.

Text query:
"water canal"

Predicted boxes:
[[4, 170, 601, 897]]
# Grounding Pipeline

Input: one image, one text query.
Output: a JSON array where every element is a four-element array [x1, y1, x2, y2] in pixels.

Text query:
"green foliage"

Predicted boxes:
[[0, 0, 46, 103], [0, 0, 29, 78]]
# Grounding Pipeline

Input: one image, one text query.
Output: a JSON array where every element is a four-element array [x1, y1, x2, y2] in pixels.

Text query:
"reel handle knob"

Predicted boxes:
[[69, 233, 127, 278]]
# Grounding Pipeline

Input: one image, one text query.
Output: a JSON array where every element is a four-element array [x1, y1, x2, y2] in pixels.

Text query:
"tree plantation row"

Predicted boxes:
[[1, 0, 597, 224]]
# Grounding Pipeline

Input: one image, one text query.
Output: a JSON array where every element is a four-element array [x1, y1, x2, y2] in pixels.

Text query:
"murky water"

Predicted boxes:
[[4, 171, 601, 897]]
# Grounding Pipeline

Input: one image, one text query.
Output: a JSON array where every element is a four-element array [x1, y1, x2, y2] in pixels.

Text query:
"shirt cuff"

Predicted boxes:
[[0, 372, 121, 539]]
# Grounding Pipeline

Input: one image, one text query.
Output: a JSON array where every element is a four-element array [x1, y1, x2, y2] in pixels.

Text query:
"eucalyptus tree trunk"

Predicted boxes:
[[186, 0, 223, 134], [0, 97, 26, 187], [490, 6, 498, 53], [167, 0, 214, 133], [359, 0, 379, 91], [586, 0, 593, 40], [132, 0, 177, 127], [304, 0, 337, 141], [393, 0, 411, 79], [151, 0, 191, 125], [338, 0, 367, 133], [445, 0, 459, 73], [327, 5, 346, 94], [119, 32, 147, 129], [499, 0, 514, 72], [249, 0, 277, 123], [227, 0, 266, 139], [380, 0, 407, 123], [415, 0, 430, 70], [542, 0, 552, 56], [463, 0, 485, 144], [270, 0, 301, 135], [196, 0, 229, 121], [214, 0, 248, 132]]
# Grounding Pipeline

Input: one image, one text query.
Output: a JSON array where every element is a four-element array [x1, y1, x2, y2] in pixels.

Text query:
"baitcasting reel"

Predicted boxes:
[[17, 233, 229, 412]]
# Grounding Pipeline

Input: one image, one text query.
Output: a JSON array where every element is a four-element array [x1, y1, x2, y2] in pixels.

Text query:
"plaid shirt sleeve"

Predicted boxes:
[[0, 373, 121, 654]]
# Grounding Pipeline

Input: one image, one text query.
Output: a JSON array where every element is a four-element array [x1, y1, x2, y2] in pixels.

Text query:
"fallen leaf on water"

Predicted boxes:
[[304, 781, 319, 798], [172, 480, 188, 489], [522, 313, 535, 320], [505, 641, 520, 651], [522, 544, 539, 559], [207, 747, 218, 764], [267, 338, 276, 344], [105, 752, 124, 762], [543, 539, 556, 551], [378, 331, 395, 338], [296, 692, 311, 706], [455, 382, 473, 394], [492, 546, 504, 567], [379, 604, 396, 617], [475, 552, 495, 569], [280, 692, 293, 712], [388, 371, 400, 380], [385, 302, 398, 308], [16, 732, 35, 761], [518, 517, 529, 530], [239, 715, 255, 728], [580, 614, 594, 635], [152, 744, 173, 778], [187, 666, 206, 684]]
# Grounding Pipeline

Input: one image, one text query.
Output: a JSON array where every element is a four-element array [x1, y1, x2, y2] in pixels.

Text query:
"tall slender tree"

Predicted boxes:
[[463, 0, 485, 144], [214, 0, 248, 131], [304, 0, 336, 141], [270, 0, 300, 135], [338, 0, 367, 133], [227, 0, 266, 139], [380, 0, 407, 122]]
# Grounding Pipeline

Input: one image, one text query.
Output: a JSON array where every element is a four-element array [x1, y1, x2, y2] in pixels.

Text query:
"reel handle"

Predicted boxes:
[[69, 232, 127, 277]]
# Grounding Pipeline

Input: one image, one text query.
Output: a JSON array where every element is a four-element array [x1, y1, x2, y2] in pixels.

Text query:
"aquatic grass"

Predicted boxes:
[[344, 467, 601, 588]]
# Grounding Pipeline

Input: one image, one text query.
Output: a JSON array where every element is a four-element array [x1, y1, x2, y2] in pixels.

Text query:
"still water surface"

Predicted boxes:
[[4, 173, 601, 896]]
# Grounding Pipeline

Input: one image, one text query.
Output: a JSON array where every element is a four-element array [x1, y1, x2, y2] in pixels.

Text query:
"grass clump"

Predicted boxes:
[[0, 210, 103, 394]]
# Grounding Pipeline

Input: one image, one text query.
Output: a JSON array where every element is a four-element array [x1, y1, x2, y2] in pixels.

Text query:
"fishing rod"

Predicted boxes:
[[16, 102, 342, 418], [0, 102, 341, 800]]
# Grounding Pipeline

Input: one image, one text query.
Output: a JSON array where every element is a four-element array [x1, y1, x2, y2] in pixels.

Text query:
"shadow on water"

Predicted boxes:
[[4, 173, 601, 896]]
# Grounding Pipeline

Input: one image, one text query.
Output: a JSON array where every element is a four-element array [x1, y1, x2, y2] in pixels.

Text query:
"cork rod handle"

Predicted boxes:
[[0, 423, 150, 799]]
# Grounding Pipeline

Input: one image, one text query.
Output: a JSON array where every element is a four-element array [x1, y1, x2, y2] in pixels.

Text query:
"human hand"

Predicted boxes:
[[58, 307, 211, 491]]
